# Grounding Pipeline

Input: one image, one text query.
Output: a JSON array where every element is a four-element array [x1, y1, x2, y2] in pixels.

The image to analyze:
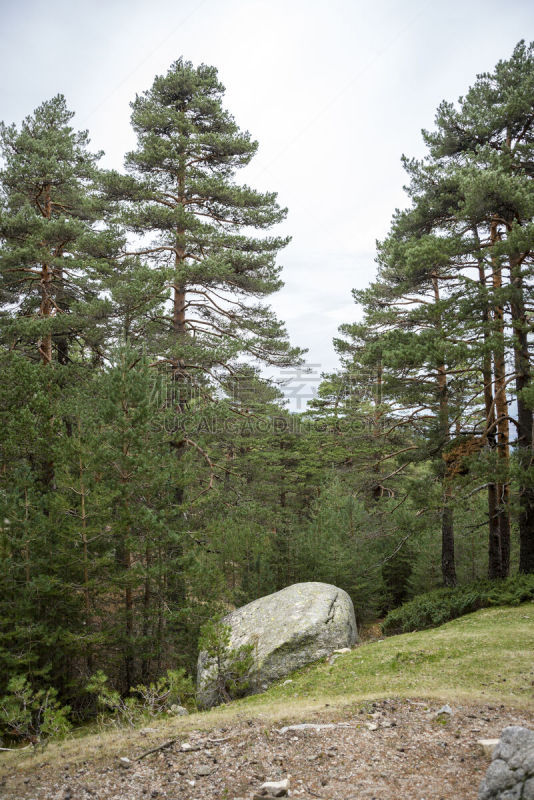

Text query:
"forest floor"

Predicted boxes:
[[2, 698, 533, 800], [1, 604, 534, 800]]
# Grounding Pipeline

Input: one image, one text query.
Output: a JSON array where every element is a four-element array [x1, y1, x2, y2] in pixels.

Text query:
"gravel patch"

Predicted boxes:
[[2, 699, 533, 800]]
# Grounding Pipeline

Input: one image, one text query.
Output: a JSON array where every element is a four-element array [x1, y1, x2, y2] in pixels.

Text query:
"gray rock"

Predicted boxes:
[[259, 777, 289, 796], [167, 704, 188, 716], [478, 739, 500, 758], [197, 582, 357, 708], [195, 764, 215, 777], [181, 742, 201, 752], [277, 723, 337, 734], [479, 726, 534, 800]]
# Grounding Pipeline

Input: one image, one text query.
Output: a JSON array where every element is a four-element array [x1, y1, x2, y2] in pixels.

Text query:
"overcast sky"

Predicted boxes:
[[1, 0, 533, 406]]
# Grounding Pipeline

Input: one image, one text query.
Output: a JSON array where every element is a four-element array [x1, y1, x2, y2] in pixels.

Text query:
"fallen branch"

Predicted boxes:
[[0, 744, 33, 751], [134, 738, 177, 761]]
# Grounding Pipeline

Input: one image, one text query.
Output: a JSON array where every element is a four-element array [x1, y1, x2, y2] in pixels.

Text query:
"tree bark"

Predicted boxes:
[[38, 184, 53, 365], [78, 420, 93, 675], [473, 229, 500, 576], [508, 250, 534, 573], [141, 540, 151, 684], [489, 220, 511, 579], [432, 273, 457, 587], [441, 500, 456, 587]]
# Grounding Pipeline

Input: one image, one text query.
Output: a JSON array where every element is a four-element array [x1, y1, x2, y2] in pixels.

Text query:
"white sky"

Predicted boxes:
[[1, 0, 533, 406]]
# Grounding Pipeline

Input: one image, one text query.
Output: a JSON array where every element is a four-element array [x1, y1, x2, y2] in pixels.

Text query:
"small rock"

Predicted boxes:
[[436, 704, 453, 717], [259, 777, 290, 796], [167, 704, 188, 716], [477, 739, 499, 759], [181, 742, 201, 752], [282, 679, 293, 685], [195, 764, 215, 777], [277, 723, 336, 734], [328, 647, 352, 664], [118, 757, 131, 768], [365, 723, 379, 731]]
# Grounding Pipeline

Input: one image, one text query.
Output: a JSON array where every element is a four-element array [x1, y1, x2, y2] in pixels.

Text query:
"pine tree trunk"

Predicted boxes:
[[441, 499, 456, 587], [34, 186, 57, 501], [508, 251, 534, 573], [38, 185, 53, 366], [55, 267, 69, 366], [78, 421, 93, 675], [173, 170, 187, 339], [432, 274, 457, 587], [124, 552, 134, 690], [23, 487, 30, 586], [474, 229, 501, 576], [141, 539, 151, 684], [119, 521, 134, 692], [39, 264, 53, 365], [168, 164, 189, 562], [118, 430, 135, 690], [490, 221, 511, 579], [156, 538, 165, 676]]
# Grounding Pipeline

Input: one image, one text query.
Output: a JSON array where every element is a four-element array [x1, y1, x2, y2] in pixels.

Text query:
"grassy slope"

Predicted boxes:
[[243, 603, 534, 710], [2, 603, 534, 774]]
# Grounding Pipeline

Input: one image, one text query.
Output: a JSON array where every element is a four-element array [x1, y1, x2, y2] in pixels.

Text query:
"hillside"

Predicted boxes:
[[1, 604, 533, 799]]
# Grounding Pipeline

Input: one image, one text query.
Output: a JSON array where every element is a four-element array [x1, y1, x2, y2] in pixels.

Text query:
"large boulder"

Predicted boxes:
[[479, 727, 534, 800], [197, 581, 358, 708]]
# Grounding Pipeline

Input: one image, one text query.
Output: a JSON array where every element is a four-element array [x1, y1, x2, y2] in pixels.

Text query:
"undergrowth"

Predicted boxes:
[[382, 574, 534, 635]]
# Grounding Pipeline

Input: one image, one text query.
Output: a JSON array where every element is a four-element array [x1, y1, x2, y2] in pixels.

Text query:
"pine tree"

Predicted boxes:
[[106, 59, 301, 385], [421, 40, 534, 573], [0, 94, 119, 366]]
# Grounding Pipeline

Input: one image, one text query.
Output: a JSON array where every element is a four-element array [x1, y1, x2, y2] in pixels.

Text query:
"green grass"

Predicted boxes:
[[2, 603, 533, 775], [235, 602, 534, 710]]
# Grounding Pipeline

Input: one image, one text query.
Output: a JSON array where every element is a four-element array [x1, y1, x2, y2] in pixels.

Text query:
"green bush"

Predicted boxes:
[[85, 668, 196, 728], [382, 574, 534, 635], [198, 619, 255, 704], [0, 676, 72, 744]]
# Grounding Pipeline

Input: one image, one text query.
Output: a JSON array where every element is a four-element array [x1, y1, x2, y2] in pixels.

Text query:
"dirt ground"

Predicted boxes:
[[1, 698, 533, 800]]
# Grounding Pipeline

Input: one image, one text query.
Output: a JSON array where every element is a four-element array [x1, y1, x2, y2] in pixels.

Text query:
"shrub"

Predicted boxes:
[[85, 668, 195, 728], [0, 676, 72, 744], [382, 574, 534, 636], [198, 618, 255, 704], [131, 669, 196, 716]]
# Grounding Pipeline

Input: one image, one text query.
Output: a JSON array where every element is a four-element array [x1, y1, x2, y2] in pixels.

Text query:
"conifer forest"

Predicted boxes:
[[2, 41, 534, 730]]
